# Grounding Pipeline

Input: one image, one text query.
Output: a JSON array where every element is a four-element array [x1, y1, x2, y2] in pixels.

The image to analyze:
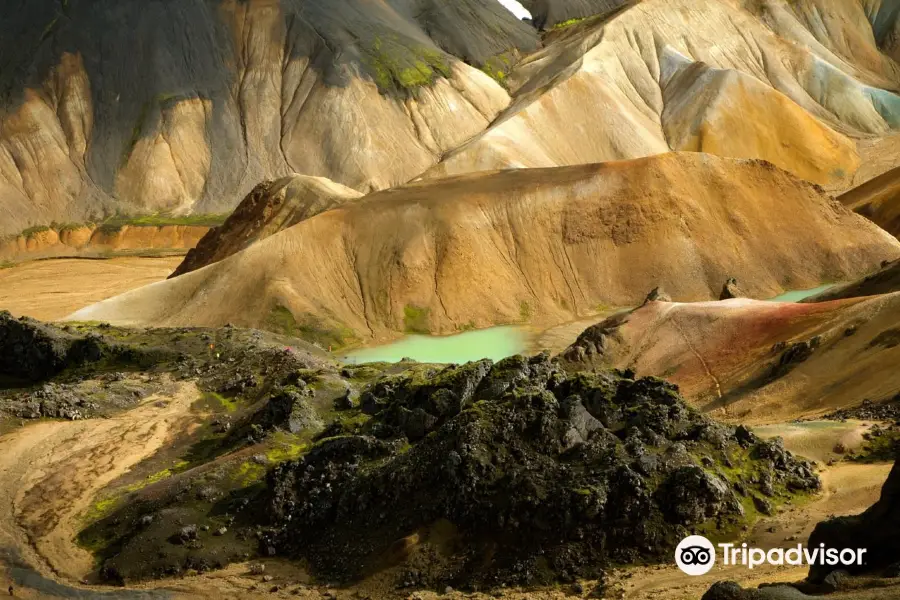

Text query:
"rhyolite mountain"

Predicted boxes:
[[0, 0, 537, 235], [70, 153, 900, 344], [7, 0, 900, 238]]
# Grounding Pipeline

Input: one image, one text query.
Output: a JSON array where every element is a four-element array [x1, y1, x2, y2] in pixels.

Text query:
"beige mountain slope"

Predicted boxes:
[[67, 153, 900, 344], [840, 164, 900, 236], [170, 175, 362, 278], [751, 0, 900, 84], [7, 0, 900, 236], [562, 293, 900, 424], [0, 0, 535, 236], [425, 0, 900, 188]]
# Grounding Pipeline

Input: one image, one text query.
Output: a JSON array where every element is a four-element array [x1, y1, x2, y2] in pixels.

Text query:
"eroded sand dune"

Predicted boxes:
[[68, 153, 900, 342]]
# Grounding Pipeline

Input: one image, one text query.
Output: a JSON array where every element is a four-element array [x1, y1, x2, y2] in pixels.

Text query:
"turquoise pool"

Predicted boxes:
[[767, 284, 836, 303], [341, 325, 528, 365]]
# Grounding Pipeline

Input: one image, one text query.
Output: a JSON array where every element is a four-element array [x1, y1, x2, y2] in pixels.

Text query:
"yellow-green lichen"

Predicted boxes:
[[365, 36, 451, 94], [552, 17, 587, 29], [403, 304, 431, 334]]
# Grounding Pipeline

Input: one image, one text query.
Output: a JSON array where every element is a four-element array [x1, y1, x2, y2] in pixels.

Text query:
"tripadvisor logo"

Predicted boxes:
[[676, 535, 717, 576], [675, 535, 868, 576]]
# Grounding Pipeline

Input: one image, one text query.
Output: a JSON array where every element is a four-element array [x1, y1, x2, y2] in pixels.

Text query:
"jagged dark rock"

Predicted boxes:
[[560, 311, 630, 369], [808, 460, 900, 582], [644, 286, 672, 304], [0, 310, 107, 381], [701, 581, 811, 599], [720, 278, 744, 300], [824, 395, 900, 423], [769, 337, 821, 380], [6, 382, 98, 420], [265, 357, 819, 588], [702, 582, 754, 600], [255, 386, 323, 435]]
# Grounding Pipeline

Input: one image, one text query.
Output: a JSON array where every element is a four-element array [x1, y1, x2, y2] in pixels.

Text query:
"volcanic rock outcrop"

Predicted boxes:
[[720, 278, 745, 300], [807, 460, 900, 582], [171, 175, 362, 278], [262, 356, 818, 587], [0, 310, 106, 381], [67, 154, 900, 343]]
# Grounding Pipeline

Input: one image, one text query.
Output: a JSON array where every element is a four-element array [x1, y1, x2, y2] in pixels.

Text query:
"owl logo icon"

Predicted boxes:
[[675, 535, 716, 576]]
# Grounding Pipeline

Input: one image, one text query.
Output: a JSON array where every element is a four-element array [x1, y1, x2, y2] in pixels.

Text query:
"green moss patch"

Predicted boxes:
[[21, 225, 51, 238], [403, 304, 431, 334], [480, 51, 516, 85], [265, 304, 359, 350], [847, 425, 900, 463], [97, 213, 227, 234], [518, 300, 532, 322], [552, 17, 588, 29], [364, 36, 451, 94]]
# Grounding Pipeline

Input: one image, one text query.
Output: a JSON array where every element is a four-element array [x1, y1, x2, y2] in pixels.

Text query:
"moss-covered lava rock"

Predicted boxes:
[[264, 354, 820, 588]]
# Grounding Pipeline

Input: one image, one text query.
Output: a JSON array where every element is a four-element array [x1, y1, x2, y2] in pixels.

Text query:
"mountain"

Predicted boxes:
[[424, 0, 900, 189], [170, 175, 362, 278], [68, 153, 899, 345], [840, 164, 900, 237], [563, 292, 900, 424], [0, 0, 537, 236], [520, 0, 631, 30], [6, 0, 900, 239]]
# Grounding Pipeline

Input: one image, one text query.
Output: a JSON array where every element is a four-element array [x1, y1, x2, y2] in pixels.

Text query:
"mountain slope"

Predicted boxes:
[[425, 0, 900, 188], [563, 293, 900, 424], [841, 164, 900, 236], [171, 175, 362, 278], [0, 0, 538, 236], [6, 0, 900, 236], [67, 153, 900, 344], [804, 259, 900, 302]]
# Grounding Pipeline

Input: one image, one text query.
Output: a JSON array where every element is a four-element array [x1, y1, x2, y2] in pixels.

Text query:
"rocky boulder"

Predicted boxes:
[[0, 311, 106, 381], [720, 278, 745, 300], [252, 385, 323, 435], [701, 581, 809, 599], [808, 460, 900, 582], [643, 286, 672, 304]]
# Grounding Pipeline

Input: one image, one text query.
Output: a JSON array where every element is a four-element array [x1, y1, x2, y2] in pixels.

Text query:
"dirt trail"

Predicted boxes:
[[0, 382, 199, 594]]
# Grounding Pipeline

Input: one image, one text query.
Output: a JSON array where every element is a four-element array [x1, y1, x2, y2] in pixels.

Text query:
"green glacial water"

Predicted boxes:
[[767, 284, 836, 303], [342, 325, 527, 365]]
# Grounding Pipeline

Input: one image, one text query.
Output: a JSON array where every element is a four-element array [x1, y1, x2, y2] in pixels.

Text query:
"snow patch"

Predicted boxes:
[[496, 0, 531, 20]]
